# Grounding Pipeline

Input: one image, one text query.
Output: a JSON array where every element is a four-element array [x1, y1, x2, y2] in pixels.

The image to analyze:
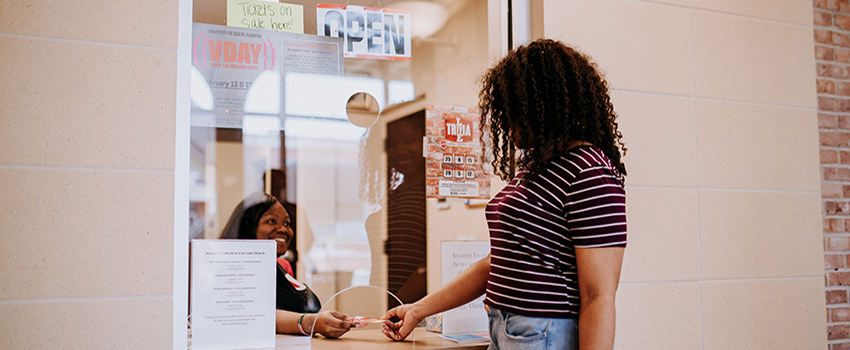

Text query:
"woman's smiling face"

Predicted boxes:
[[255, 201, 292, 255]]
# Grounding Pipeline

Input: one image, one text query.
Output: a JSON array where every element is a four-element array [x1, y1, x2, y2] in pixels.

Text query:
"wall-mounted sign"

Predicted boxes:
[[227, 0, 305, 34], [316, 4, 411, 60], [424, 105, 491, 199]]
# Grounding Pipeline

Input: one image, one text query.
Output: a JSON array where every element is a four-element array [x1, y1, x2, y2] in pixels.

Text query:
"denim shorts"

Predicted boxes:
[[486, 305, 578, 350]]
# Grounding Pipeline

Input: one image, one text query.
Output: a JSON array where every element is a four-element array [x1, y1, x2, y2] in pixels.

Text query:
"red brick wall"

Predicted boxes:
[[817, 0, 850, 348]]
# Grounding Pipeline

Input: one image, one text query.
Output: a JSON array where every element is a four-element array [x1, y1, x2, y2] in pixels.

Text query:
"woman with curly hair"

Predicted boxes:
[[382, 39, 627, 350]]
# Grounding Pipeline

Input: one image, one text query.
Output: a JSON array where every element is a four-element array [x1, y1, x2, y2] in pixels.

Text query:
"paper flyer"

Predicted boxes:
[[191, 22, 344, 128], [425, 105, 491, 199], [316, 4, 411, 60], [191, 239, 277, 350], [440, 241, 490, 335]]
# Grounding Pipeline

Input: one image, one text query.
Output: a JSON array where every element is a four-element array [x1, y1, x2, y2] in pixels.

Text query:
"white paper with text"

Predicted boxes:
[[441, 241, 490, 335], [191, 239, 276, 350]]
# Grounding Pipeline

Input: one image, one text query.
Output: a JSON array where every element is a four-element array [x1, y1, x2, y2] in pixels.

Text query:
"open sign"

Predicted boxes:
[[316, 4, 411, 60]]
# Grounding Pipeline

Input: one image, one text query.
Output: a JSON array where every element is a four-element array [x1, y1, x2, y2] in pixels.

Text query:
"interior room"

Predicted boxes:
[[0, 0, 832, 349]]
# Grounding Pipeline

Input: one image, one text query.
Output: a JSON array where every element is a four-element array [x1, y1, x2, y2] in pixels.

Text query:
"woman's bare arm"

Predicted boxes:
[[275, 309, 358, 338], [382, 254, 491, 341], [575, 247, 625, 350]]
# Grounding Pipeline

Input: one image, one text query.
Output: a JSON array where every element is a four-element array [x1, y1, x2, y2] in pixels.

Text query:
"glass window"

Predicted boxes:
[[188, 0, 492, 319]]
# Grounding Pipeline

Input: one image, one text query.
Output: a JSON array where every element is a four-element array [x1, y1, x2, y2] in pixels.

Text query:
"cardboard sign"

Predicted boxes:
[[316, 4, 411, 60], [227, 0, 305, 34], [191, 240, 276, 350], [440, 241, 490, 335]]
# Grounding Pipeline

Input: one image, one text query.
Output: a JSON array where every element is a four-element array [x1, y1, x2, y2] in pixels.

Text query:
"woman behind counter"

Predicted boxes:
[[220, 193, 360, 338]]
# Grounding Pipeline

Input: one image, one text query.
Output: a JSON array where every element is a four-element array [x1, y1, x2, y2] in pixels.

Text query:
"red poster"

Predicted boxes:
[[425, 105, 491, 199]]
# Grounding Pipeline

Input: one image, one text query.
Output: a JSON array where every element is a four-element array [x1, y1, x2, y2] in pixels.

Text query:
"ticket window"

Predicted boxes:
[[187, 0, 494, 317]]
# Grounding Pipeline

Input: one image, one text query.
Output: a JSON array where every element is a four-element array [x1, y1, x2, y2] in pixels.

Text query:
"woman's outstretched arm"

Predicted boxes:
[[381, 254, 491, 341], [275, 309, 359, 339]]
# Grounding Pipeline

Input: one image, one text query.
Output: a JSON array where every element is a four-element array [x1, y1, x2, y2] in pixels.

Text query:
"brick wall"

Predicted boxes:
[[817, 0, 850, 348]]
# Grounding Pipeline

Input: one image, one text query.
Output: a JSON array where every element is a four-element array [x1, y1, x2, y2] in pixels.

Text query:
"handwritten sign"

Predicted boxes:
[[228, 0, 304, 34], [441, 241, 490, 335]]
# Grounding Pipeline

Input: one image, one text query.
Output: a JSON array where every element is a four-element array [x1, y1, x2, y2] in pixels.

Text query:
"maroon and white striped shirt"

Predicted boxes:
[[483, 145, 626, 319]]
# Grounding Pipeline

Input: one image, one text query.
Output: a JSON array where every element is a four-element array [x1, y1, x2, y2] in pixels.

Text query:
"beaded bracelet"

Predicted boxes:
[[297, 314, 309, 336]]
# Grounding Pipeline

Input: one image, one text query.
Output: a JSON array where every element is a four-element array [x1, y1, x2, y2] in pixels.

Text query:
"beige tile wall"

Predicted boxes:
[[616, 283, 701, 349], [545, 0, 826, 348], [702, 279, 826, 349], [0, 0, 179, 348], [547, 0, 695, 96], [692, 11, 817, 107]]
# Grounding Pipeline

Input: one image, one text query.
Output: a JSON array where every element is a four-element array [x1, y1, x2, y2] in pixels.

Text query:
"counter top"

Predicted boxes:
[[276, 327, 489, 350]]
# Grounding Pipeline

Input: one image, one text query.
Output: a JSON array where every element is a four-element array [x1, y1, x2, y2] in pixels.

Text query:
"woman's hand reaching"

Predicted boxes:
[[309, 310, 359, 338], [380, 303, 422, 341], [380, 255, 491, 342]]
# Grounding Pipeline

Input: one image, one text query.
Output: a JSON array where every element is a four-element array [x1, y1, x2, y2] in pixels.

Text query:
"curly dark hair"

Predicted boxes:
[[478, 39, 626, 183]]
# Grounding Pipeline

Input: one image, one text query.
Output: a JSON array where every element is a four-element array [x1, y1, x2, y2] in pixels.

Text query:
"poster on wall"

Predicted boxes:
[[316, 4, 411, 60], [424, 105, 491, 199], [227, 0, 305, 33], [191, 22, 343, 128]]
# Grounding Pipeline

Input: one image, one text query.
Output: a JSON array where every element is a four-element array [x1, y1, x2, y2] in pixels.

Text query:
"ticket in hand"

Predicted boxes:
[[350, 316, 389, 324]]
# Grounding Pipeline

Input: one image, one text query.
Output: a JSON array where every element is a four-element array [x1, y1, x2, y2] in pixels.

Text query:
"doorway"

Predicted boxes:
[[385, 110, 427, 309]]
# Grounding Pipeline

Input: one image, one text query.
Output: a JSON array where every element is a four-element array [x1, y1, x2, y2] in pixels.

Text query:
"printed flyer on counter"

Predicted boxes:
[[191, 22, 344, 128], [191, 239, 276, 350], [424, 105, 491, 199]]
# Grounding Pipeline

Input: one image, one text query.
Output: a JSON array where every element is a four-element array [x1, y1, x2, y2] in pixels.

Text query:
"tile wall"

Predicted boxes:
[[545, 0, 826, 348], [0, 0, 180, 348]]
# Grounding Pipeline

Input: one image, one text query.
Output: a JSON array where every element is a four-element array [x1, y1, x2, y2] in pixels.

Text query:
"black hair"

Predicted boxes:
[[479, 39, 626, 183], [219, 193, 280, 240]]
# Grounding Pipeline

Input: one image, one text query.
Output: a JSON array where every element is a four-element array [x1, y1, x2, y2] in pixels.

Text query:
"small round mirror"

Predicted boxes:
[[346, 92, 381, 127]]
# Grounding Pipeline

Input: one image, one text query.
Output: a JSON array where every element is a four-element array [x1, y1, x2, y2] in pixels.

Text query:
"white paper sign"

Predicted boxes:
[[316, 4, 411, 60], [190, 22, 344, 129], [191, 240, 276, 350], [441, 241, 490, 335], [438, 180, 480, 197]]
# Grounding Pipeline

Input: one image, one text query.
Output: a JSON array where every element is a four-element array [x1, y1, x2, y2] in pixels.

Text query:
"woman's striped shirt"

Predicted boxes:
[[483, 145, 627, 319]]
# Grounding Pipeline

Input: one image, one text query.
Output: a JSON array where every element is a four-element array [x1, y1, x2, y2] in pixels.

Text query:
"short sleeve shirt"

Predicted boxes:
[[483, 145, 626, 318]]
